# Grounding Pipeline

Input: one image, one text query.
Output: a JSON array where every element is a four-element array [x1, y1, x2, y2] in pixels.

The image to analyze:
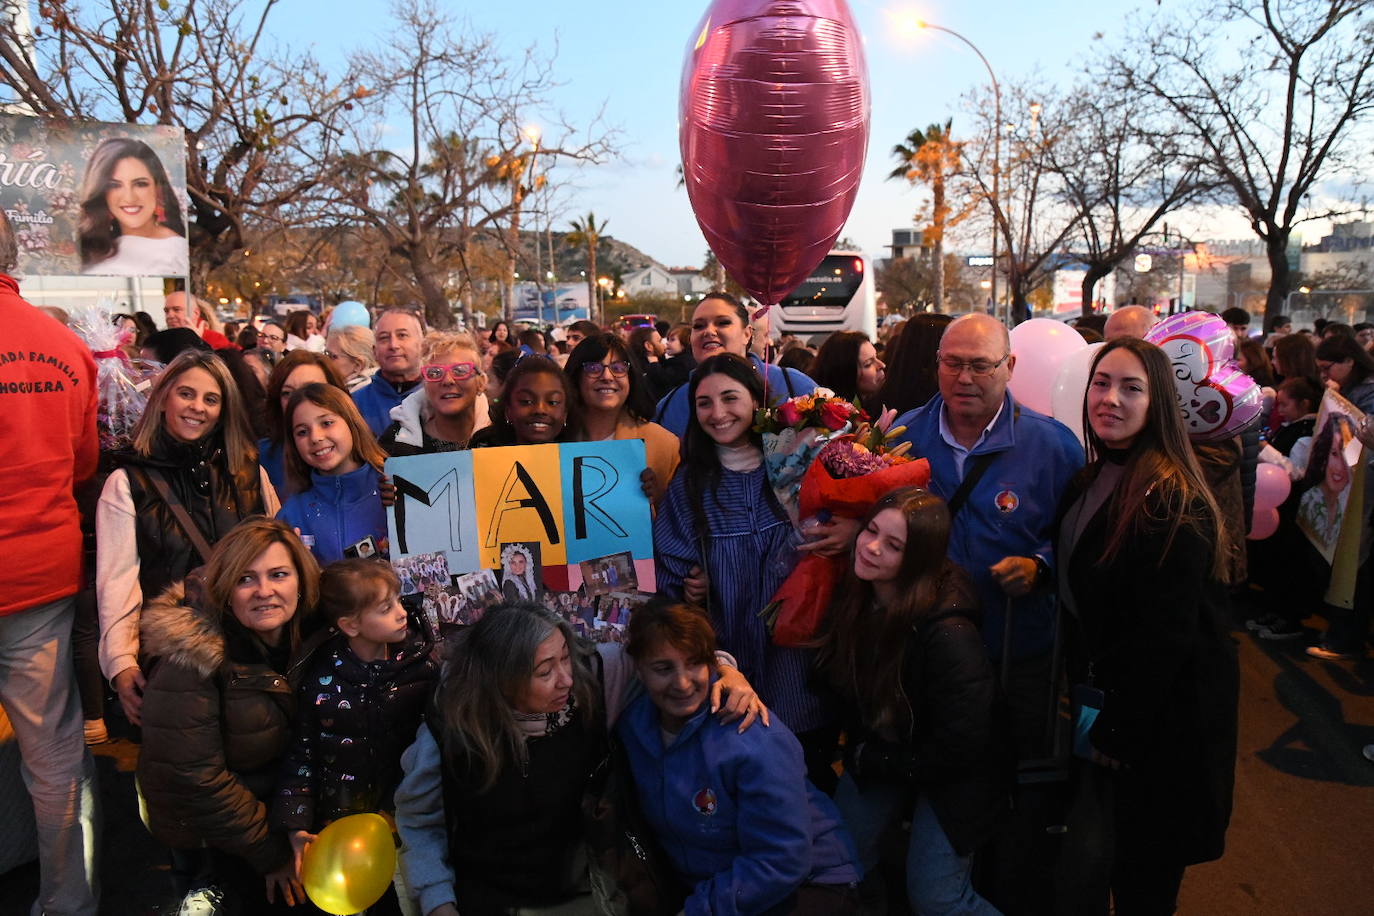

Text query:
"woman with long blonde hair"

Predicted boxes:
[[96, 350, 278, 727]]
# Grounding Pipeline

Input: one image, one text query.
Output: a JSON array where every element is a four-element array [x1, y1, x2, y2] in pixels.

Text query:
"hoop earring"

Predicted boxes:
[[155, 202, 167, 225]]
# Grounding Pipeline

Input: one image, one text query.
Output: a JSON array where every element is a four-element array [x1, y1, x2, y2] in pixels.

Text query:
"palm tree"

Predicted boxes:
[[565, 211, 608, 324], [889, 120, 964, 312]]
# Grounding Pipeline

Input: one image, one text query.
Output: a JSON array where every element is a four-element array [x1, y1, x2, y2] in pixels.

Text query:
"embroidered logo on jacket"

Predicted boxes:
[[692, 787, 718, 816], [994, 489, 1019, 514]]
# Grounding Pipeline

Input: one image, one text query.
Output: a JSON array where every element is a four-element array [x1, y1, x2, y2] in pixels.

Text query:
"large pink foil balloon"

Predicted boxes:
[[1145, 312, 1264, 441], [680, 0, 870, 305]]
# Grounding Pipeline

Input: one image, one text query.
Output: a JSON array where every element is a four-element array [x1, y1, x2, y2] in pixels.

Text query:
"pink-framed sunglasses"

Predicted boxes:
[[421, 362, 479, 382]]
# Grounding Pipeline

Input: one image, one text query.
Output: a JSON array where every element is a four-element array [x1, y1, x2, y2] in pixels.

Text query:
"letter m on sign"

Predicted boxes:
[[392, 469, 465, 556]]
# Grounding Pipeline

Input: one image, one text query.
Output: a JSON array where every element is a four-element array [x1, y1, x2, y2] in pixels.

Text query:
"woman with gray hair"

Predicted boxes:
[[394, 601, 767, 916], [325, 324, 379, 392]]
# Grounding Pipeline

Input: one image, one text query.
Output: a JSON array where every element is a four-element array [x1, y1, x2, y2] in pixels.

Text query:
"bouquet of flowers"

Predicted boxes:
[[763, 413, 930, 647], [754, 389, 866, 528], [69, 302, 161, 452]]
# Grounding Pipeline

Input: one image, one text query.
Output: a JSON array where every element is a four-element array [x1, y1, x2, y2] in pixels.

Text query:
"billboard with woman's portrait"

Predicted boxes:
[[1298, 390, 1367, 607], [0, 116, 188, 278]]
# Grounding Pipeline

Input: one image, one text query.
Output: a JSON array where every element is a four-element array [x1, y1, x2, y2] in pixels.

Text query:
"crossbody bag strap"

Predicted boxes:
[[946, 452, 997, 519], [945, 404, 1019, 519], [144, 467, 215, 564]]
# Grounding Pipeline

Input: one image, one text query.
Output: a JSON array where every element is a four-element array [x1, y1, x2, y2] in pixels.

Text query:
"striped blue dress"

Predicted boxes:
[[653, 464, 828, 733]]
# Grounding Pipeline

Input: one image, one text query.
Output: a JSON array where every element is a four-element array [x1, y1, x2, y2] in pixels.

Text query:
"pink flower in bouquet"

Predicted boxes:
[[818, 438, 885, 478], [777, 400, 803, 427], [819, 399, 853, 431]]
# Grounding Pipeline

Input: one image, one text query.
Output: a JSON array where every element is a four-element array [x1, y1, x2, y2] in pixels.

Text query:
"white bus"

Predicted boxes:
[[770, 251, 877, 341]]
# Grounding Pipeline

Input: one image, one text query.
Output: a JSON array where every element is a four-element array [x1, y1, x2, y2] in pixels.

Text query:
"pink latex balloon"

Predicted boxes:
[[1145, 311, 1262, 441], [1008, 318, 1087, 416], [1248, 507, 1279, 540], [680, 0, 870, 305], [1050, 342, 1105, 445], [1254, 461, 1292, 511]]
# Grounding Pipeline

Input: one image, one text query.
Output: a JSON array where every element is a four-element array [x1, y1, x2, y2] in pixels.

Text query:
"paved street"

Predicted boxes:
[[3, 593, 1372, 915], [1177, 597, 1374, 915]]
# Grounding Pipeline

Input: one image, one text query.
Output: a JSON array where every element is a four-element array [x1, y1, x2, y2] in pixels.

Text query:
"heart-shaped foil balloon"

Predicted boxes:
[[1145, 311, 1263, 441], [680, 0, 870, 306]]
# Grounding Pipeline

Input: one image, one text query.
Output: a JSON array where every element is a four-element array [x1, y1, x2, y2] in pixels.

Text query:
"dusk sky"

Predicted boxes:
[[276, 0, 1261, 268]]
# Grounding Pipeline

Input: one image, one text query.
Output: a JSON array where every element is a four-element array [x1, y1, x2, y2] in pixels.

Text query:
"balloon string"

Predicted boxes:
[[754, 305, 772, 407]]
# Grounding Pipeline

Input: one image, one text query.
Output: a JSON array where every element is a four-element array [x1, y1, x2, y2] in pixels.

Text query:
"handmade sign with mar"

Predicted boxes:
[[384, 440, 654, 587]]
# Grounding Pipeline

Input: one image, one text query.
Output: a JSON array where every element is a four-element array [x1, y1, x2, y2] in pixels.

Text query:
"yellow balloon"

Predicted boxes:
[[300, 813, 398, 915]]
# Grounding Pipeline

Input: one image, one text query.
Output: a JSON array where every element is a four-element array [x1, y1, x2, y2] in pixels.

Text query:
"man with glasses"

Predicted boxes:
[[890, 313, 1082, 760], [353, 307, 426, 435]]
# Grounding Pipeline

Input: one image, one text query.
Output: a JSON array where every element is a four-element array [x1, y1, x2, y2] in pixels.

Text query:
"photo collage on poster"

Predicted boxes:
[[390, 546, 650, 642]]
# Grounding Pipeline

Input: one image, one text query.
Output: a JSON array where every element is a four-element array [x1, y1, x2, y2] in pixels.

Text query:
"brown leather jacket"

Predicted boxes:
[[135, 577, 296, 874]]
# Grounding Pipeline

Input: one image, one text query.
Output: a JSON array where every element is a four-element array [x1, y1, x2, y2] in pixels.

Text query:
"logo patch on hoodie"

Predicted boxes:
[[692, 787, 718, 816]]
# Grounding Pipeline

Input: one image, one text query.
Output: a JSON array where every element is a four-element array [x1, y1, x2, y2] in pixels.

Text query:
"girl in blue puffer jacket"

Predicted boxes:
[[277, 383, 389, 564]]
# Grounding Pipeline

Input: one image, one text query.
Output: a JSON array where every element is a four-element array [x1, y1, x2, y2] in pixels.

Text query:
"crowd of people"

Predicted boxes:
[[4, 200, 1373, 916]]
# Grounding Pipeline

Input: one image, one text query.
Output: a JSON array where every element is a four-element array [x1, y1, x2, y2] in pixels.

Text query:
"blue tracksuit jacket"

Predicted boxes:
[[352, 373, 412, 437], [616, 688, 860, 916], [891, 392, 1083, 659]]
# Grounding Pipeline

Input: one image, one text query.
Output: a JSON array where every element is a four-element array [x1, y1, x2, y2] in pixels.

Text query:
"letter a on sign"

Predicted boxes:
[[473, 444, 567, 567]]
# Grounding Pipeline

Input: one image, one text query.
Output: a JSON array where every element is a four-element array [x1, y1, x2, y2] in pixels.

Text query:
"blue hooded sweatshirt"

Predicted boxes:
[[276, 463, 387, 565]]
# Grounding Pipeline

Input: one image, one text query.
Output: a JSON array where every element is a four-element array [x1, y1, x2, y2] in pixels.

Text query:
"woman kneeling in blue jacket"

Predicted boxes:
[[619, 601, 862, 915]]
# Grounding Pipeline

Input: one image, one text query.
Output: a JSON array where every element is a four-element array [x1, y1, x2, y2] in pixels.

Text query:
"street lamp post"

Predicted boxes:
[[919, 21, 1001, 322], [1283, 286, 1311, 314]]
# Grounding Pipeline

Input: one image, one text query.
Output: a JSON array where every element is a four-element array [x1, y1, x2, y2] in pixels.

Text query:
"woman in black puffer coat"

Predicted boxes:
[[138, 518, 320, 913]]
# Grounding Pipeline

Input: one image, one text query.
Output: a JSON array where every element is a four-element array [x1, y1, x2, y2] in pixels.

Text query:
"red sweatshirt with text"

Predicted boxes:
[[0, 274, 98, 615]]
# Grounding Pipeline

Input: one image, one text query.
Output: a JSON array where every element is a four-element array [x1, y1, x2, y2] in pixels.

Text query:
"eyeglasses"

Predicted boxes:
[[422, 362, 479, 382], [937, 353, 1010, 378], [258, 332, 284, 343], [581, 361, 630, 378]]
